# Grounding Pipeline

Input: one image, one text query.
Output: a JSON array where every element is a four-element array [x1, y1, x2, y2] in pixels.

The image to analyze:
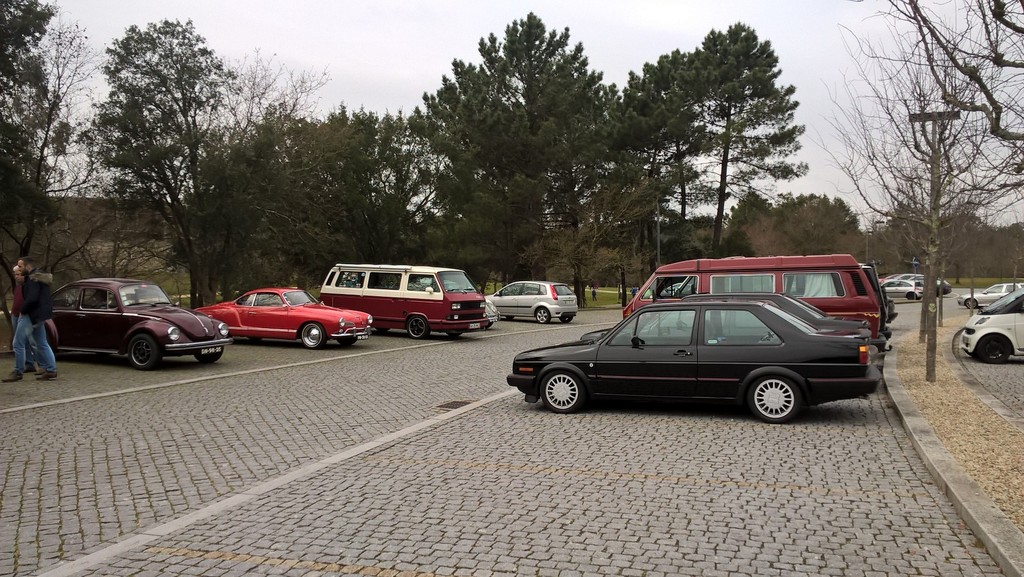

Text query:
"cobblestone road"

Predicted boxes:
[[0, 308, 1006, 576]]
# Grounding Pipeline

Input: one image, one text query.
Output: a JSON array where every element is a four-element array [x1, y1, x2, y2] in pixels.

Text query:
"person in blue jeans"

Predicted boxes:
[[3, 257, 57, 382], [8, 263, 38, 374]]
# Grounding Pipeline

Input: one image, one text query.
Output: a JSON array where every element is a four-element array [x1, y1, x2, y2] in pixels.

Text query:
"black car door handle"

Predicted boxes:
[[674, 349, 693, 357]]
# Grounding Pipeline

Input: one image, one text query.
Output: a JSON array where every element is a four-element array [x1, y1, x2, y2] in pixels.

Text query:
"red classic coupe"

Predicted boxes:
[[196, 288, 372, 349]]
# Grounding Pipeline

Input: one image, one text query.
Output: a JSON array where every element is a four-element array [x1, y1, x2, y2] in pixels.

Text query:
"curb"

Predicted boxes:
[[883, 344, 1024, 577]]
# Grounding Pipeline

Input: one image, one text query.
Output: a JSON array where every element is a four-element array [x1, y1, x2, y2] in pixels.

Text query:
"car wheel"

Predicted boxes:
[[964, 298, 977, 309], [905, 291, 917, 300], [541, 371, 588, 413], [194, 349, 223, 363], [406, 316, 430, 339], [299, 322, 327, 349], [976, 334, 1012, 364], [128, 333, 162, 371], [336, 337, 357, 346], [559, 315, 574, 324], [534, 307, 551, 324], [747, 375, 803, 424]]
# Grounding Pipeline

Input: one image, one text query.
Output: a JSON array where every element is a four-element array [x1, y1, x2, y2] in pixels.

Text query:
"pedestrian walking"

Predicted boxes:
[[3, 257, 57, 382], [8, 263, 39, 375], [591, 283, 598, 302]]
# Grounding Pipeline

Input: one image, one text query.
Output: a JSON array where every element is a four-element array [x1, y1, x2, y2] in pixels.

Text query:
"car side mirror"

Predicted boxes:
[[631, 336, 644, 348]]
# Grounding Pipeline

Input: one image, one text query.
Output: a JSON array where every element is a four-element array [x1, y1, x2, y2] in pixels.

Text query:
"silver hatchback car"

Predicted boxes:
[[488, 281, 579, 324]]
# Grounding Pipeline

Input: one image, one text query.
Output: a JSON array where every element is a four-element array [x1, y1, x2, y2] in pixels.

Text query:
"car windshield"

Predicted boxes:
[[283, 290, 317, 306], [438, 271, 479, 293], [982, 286, 1024, 314], [119, 283, 173, 306]]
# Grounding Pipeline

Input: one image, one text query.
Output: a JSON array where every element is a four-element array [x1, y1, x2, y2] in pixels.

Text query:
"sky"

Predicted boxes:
[[54, 0, 893, 221]]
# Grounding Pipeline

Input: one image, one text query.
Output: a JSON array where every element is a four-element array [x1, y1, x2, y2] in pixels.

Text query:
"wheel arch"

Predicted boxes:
[[738, 366, 809, 405], [537, 362, 592, 392], [119, 324, 166, 355]]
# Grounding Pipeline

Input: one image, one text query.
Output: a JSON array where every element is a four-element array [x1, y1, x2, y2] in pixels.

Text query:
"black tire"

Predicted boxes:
[[194, 349, 223, 363], [534, 307, 551, 324], [299, 322, 327, 349], [336, 337, 357, 346], [559, 315, 574, 324], [976, 334, 1012, 364], [746, 375, 803, 424], [905, 291, 917, 301], [406, 316, 430, 339], [540, 370, 588, 413], [128, 333, 162, 370], [964, 298, 977, 309]]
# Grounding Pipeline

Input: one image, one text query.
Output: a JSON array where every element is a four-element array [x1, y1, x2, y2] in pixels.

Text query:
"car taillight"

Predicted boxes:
[[859, 344, 869, 364], [549, 284, 557, 300]]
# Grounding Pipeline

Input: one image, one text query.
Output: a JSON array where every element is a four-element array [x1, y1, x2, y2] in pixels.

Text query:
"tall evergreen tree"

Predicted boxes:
[[418, 13, 609, 282], [689, 23, 807, 253]]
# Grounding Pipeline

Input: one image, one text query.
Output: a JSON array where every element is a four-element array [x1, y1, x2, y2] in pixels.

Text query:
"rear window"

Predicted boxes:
[[553, 284, 574, 296]]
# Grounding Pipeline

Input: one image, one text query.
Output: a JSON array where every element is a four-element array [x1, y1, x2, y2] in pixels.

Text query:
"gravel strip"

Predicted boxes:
[[895, 313, 1024, 533]]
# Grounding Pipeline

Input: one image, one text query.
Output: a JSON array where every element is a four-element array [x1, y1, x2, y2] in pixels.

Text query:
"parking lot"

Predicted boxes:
[[0, 307, 1007, 577]]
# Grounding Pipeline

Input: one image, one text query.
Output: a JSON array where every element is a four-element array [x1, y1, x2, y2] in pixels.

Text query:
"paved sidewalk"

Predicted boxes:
[[883, 308, 1024, 577]]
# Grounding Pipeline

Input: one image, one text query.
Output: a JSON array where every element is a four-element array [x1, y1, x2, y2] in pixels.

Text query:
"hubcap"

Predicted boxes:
[[303, 326, 322, 346], [754, 379, 794, 417], [545, 374, 578, 409]]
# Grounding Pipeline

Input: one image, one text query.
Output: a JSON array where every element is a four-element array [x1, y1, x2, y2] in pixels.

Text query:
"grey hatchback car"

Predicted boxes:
[[488, 281, 579, 324]]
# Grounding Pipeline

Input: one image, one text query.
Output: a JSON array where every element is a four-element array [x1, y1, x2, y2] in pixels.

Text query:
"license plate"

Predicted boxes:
[[201, 346, 223, 355], [357, 334, 369, 340], [469, 322, 481, 329]]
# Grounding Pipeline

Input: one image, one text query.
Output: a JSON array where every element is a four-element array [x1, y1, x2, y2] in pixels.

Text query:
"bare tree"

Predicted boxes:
[[1, 16, 99, 325], [889, 1, 1024, 145], [827, 23, 1022, 381]]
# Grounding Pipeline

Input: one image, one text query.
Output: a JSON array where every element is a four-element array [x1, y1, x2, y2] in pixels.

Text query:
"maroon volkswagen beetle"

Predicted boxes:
[[195, 288, 372, 349], [48, 278, 233, 370]]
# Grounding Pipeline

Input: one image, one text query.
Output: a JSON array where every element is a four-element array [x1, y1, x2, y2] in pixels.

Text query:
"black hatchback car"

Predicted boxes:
[[507, 301, 880, 423]]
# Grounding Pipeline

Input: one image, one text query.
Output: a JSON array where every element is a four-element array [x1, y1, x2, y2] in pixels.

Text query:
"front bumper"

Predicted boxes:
[[331, 327, 371, 339], [507, 373, 538, 398], [164, 337, 233, 354]]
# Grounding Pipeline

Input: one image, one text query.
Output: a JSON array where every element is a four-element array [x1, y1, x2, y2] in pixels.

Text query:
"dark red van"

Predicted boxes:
[[624, 254, 893, 347]]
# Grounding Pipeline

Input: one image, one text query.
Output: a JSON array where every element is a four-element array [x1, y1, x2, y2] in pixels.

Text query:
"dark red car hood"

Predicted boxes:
[[130, 305, 221, 339]]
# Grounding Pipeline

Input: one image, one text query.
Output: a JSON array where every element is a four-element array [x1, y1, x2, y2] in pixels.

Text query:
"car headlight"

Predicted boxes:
[[167, 326, 181, 342], [217, 322, 229, 337], [339, 318, 354, 328], [367, 314, 373, 324], [451, 303, 462, 310]]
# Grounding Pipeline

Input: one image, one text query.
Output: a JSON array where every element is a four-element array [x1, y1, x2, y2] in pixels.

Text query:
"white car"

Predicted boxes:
[[960, 286, 1024, 363], [956, 283, 1022, 309]]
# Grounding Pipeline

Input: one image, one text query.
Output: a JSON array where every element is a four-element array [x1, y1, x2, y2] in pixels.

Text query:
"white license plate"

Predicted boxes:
[[469, 322, 481, 329], [357, 334, 368, 340], [201, 346, 223, 355]]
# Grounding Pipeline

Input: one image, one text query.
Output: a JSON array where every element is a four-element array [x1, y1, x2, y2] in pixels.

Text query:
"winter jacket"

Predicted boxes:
[[21, 270, 53, 324]]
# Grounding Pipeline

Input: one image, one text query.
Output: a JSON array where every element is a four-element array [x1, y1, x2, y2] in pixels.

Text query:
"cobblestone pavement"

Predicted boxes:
[[0, 308, 1006, 577]]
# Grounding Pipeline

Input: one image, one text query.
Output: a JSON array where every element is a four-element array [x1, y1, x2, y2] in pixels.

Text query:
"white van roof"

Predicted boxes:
[[331, 264, 462, 274]]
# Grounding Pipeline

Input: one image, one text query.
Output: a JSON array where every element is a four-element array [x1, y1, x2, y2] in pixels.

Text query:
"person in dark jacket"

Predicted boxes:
[[9, 262, 38, 374], [3, 257, 57, 382]]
